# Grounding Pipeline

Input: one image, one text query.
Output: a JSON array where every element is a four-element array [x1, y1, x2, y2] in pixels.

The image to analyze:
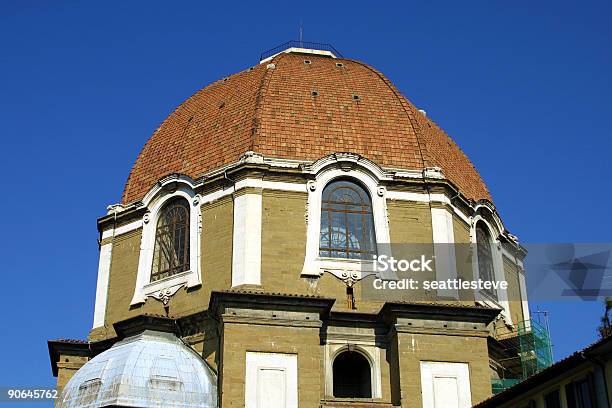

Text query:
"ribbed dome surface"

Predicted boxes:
[[122, 52, 491, 204], [57, 330, 217, 408]]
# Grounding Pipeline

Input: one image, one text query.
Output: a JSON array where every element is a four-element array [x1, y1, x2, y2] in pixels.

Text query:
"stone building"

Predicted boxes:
[[48, 42, 533, 408]]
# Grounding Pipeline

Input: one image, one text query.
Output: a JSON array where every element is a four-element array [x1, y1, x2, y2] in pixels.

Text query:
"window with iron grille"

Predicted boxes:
[[151, 198, 190, 282], [476, 222, 497, 300], [319, 179, 376, 260]]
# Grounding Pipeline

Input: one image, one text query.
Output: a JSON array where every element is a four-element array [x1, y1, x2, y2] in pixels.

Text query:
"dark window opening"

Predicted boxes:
[[544, 389, 561, 408], [319, 180, 376, 260], [476, 222, 497, 300], [151, 198, 190, 282], [521, 401, 537, 408], [333, 351, 372, 398]]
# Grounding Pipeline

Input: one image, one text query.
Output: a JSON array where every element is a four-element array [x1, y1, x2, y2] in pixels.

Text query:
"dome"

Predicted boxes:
[[56, 330, 217, 408], [122, 51, 491, 204]]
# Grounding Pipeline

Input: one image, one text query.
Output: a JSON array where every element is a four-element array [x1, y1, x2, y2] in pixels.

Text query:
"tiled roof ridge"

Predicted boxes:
[[251, 53, 286, 153], [331, 57, 492, 202], [422, 115, 492, 202], [347, 58, 431, 168]]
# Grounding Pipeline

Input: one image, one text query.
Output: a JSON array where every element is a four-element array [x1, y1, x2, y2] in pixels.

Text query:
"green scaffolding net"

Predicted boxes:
[[492, 378, 521, 394], [518, 320, 553, 379], [491, 319, 553, 394]]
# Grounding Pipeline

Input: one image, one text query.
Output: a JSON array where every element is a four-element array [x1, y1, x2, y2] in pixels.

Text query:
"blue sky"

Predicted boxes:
[[1, 0, 611, 393]]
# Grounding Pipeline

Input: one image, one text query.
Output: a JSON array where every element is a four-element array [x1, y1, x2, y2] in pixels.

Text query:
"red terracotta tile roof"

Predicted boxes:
[[122, 53, 491, 204]]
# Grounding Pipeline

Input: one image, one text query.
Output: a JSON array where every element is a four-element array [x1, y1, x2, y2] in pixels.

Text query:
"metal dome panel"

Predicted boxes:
[[56, 330, 217, 408]]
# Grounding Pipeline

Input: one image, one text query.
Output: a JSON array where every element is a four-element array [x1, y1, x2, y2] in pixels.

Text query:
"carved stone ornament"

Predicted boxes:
[[423, 167, 445, 180], [307, 180, 317, 192], [340, 270, 361, 287], [151, 284, 184, 305], [193, 194, 201, 206], [322, 268, 374, 286], [239, 150, 264, 164], [339, 161, 355, 172], [164, 181, 178, 194], [143, 212, 151, 224], [106, 204, 125, 215], [377, 186, 386, 197]]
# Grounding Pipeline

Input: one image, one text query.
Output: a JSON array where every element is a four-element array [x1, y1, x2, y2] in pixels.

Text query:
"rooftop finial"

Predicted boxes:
[[299, 22, 303, 46]]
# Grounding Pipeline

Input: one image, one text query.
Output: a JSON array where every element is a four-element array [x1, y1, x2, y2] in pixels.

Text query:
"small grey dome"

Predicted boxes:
[[57, 330, 217, 408]]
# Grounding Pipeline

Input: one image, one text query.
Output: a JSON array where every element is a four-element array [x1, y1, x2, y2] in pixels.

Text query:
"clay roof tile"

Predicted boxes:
[[122, 53, 491, 203]]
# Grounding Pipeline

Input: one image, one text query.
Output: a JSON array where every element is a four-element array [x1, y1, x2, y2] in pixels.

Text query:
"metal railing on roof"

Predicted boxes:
[[260, 40, 343, 61]]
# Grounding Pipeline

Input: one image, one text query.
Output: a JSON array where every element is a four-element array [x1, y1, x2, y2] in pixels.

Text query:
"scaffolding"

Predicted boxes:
[[491, 378, 520, 394], [518, 320, 553, 378], [492, 319, 553, 394]]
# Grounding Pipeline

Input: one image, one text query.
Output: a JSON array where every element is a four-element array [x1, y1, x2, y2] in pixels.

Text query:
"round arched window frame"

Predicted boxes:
[[319, 179, 377, 260], [150, 197, 190, 282]]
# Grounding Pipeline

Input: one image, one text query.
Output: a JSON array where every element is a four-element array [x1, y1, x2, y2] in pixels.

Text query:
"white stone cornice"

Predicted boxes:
[[391, 169, 425, 179], [105, 153, 513, 244], [101, 219, 143, 240]]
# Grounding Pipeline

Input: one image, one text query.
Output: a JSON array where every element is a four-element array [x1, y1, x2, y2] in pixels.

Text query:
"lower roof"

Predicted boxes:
[[474, 334, 612, 407]]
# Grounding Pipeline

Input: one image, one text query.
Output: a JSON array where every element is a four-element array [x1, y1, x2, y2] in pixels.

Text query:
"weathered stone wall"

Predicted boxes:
[[55, 354, 88, 401], [393, 329, 492, 407], [220, 318, 323, 407]]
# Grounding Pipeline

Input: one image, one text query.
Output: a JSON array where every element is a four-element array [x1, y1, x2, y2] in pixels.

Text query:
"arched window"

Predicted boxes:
[[319, 180, 376, 260], [151, 198, 190, 282], [476, 223, 496, 299], [333, 351, 372, 398]]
